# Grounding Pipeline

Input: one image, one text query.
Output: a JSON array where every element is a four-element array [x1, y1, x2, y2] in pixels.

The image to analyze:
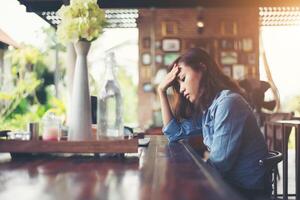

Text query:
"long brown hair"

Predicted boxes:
[[170, 48, 244, 121]]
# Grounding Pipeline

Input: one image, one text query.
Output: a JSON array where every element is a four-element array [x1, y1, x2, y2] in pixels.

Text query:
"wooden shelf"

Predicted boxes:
[[0, 138, 138, 154]]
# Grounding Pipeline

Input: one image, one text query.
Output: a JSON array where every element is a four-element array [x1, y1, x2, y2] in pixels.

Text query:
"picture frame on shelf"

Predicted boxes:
[[247, 53, 256, 65], [242, 38, 253, 52], [220, 51, 238, 65], [142, 37, 151, 49], [223, 65, 232, 77], [162, 38, 181, 52], [220, 38, 234, 50], [155, 54, 163, 64], [232, 64, 246, 80], [161, 21, 179, 36], [143, 82, 154, 92], [141, 53, 151, 65], [220, 19, 238, 36], [155, 41, 161, 50], [163, 53, 180, 66]]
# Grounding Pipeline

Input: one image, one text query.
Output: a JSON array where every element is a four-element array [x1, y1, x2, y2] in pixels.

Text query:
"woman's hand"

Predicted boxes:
[[157, 64, 179, 94]]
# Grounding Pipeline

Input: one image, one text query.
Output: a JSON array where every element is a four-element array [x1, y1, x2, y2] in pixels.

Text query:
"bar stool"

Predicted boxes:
[[259, 150, 283, 200]]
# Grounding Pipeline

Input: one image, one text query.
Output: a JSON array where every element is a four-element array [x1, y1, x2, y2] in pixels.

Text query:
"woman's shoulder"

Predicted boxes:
[[210, 90, 250, 110]]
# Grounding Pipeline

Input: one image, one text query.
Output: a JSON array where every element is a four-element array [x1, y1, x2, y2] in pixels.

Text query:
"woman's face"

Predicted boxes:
[[177, 62, 203, 103]]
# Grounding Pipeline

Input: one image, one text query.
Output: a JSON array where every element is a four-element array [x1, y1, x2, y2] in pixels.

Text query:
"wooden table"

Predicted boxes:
[[0, 136, 242, 200], [265, 120, 300, 200]]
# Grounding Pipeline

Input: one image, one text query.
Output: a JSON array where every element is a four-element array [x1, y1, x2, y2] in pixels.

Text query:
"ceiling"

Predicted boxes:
[[17, 0, 300, 27], [18, 0, 300, 11]]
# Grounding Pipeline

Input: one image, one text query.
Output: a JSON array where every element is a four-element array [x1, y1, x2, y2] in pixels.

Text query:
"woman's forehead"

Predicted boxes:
[[178, 62, 188, 70]]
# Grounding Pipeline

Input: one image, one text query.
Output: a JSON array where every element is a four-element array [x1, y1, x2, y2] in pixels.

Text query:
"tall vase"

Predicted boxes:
[[68, 40, 93, 141]]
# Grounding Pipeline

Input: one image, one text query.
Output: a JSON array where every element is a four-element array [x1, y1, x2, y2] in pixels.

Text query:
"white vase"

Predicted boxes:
[[68, 40, 93, 141]]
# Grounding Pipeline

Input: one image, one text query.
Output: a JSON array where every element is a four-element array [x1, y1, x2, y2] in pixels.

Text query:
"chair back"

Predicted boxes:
[[259, 150, 282, 170]]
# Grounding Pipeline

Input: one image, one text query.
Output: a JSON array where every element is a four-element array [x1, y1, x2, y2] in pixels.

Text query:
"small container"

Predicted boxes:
[[42, 112, 61, 141], [27, 122, 39, 140]]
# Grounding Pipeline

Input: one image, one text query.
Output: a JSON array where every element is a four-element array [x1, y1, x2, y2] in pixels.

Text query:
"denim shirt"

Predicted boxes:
[[163, 90, 269, 190]]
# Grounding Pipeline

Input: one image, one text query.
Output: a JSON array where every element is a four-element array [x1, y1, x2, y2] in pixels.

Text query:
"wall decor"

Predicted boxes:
[[220, 51, 238, 65], [143, 82, 154, 92], [220, 19, 238, 36], [161, 21, 179, 36], [232, 64, 245, 80], [143, 37, 151, 49], [163, 53, 180, 66], [242, 38, 253, 52], [155, 41, 161, 49], [220, 38, 234, 50], [234, 39, 242, 51], [162, 38, 181, 52], [247, 53, 256, 65], [142, 53, 151, 65], [155, 54, 163, 64], [223, 65, 232, 77]]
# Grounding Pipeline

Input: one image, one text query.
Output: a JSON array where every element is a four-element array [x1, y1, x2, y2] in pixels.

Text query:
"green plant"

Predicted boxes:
[[0, 73, 41, 119], [56, 0, 107, 44]]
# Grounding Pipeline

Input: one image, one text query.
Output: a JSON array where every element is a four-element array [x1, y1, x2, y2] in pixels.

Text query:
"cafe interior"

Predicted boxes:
[[0, 0, 300, 199]]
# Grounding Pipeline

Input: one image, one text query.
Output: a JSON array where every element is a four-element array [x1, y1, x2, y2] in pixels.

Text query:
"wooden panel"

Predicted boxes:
[[0, 139, 138, 153]]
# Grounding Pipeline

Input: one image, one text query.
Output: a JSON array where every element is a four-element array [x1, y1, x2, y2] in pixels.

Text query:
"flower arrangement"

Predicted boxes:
[[56, 0, 107, 44]]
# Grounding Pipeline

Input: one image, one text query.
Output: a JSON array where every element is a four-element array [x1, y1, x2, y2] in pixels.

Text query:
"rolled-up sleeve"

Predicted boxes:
[[207, 96, 250, 175], [163, 117, 202, 142]]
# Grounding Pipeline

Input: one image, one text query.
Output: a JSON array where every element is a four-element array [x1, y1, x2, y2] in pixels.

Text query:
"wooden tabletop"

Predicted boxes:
[[0, 136, 242, 200]]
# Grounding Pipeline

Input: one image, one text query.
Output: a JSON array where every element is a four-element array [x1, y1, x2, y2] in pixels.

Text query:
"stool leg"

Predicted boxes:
[[274, 169, 278, 199], [282, 125, 288, 200]]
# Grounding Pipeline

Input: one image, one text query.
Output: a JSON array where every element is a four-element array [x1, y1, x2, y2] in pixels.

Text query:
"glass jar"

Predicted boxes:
[[97, 52, 123, 138], [42, 112, 61, 141]]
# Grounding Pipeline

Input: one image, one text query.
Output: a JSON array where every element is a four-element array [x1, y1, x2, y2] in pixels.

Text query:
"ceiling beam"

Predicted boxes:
[[18, 0, 300, 12]]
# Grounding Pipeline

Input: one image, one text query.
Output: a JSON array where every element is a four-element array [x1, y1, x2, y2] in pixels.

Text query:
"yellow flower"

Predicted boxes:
[[56, 0, 107, 44]]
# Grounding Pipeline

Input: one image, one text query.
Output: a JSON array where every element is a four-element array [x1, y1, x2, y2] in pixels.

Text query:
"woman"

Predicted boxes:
[[157, 48, 271, 199]]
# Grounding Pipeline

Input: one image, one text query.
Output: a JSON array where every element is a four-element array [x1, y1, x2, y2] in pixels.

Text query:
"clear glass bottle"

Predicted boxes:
[[97, 52, 123, 138]]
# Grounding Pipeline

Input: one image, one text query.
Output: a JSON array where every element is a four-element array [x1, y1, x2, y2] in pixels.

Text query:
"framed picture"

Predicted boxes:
[[162, 38, 181, 52], [163, 53, 180, 66], [142, 53, 151, 65], [223, 65, 232, 77], [220, 51, 238, 65], [242, 38, 253, 52], [220, 38, 234, 50], [155, 54, 163, 64], [143, 82, 153, 92], [232, 64, 245, 80], [220, 19, 238, 36], [247, 53, 256, 65], [143, 37, 151, 49], [234, 39, 243, 51], [161, 21, 179, 36], [155, 41, 161, 50]]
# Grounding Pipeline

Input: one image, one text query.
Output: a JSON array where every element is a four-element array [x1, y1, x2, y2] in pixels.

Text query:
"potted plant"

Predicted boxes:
[[56, 0, 107, 141]]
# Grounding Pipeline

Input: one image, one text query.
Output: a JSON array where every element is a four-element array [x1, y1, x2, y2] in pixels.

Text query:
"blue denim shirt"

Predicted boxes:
[[163, 90, 269, 190]]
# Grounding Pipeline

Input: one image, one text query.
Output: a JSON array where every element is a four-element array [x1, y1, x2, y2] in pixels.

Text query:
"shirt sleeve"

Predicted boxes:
[[162, 117, 202, 142], [207, 95, 250, 176]]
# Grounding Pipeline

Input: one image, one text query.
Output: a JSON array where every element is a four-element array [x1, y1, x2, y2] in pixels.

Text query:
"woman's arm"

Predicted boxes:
[[157, 65, 202, 142], [157, 65, 179, 126], [157, 90, 173, 126]]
